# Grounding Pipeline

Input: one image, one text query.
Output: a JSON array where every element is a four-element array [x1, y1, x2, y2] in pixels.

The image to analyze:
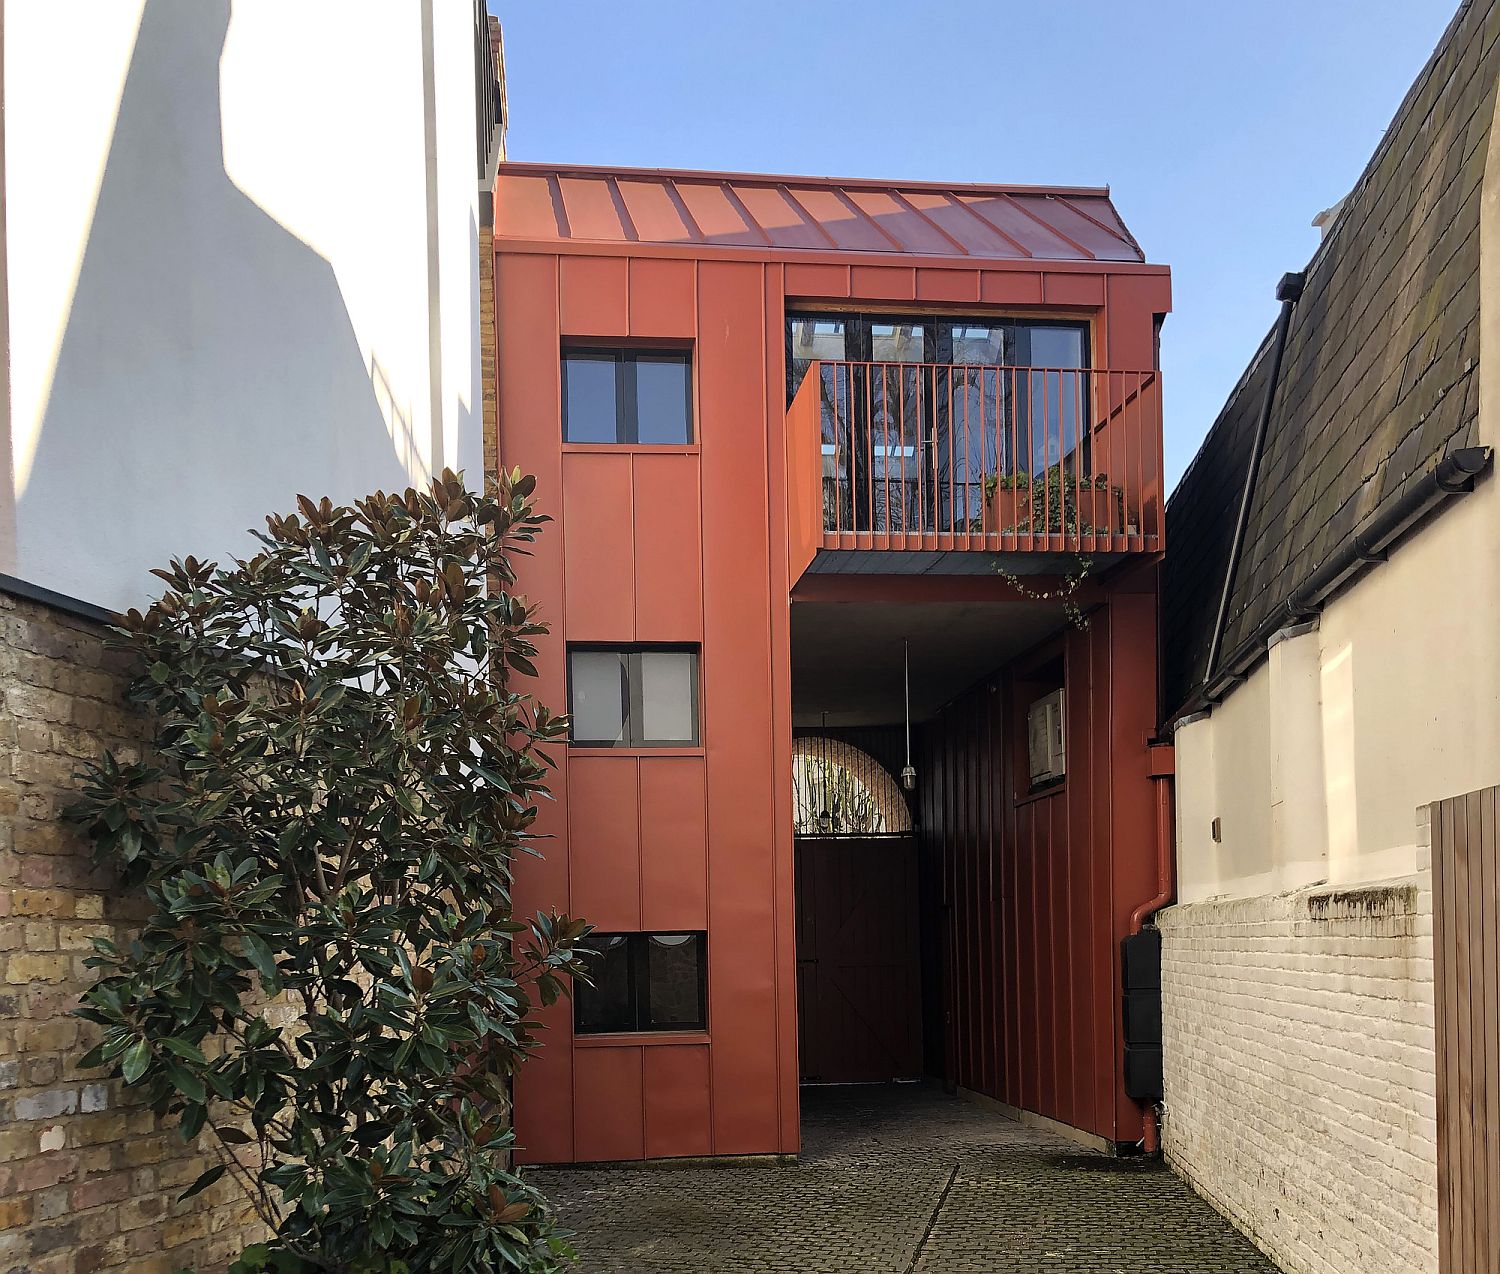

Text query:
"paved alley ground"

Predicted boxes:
[[532, 1084, 1278, 1273]]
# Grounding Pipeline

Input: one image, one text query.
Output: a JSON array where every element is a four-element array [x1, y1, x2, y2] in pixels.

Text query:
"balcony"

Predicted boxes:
[[786, 360, 1163, 580]]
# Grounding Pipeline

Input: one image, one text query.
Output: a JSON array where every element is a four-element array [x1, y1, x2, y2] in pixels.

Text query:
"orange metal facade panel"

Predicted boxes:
[[697, 260, 784, 1154], [903, 190, 1023, 258], [734, 184, 829, 250], [674, 182, 764, 245], [493, 173, 561, 241], [639, 757, 709, 931], [556, 176, 631, 244], [960, 194, 1088, 260], [631, 453, 703, 641], [573, 1046, 645, 1162], [561, 453, 635, 639], [916, 267, 981, 304], [783, 187, 892, 253], [568, 757, 643, 931], [615, 177, 696, 245], [842, 189, 953, 255], [627, 257, 696, 337], [559, 254, 628, 336], [849, 264, 916, 301], [980, 271, 1044, 305], [1044, 272, 1106, 308], [784, 262, 850, 298], [784, 369, 822, 588], [495, 251, 575, 1167], [643, 1045, 714, 1158]]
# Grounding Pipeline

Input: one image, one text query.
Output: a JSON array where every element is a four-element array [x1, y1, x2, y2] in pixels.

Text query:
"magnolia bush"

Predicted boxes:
[[70, 470, 588, 1273]]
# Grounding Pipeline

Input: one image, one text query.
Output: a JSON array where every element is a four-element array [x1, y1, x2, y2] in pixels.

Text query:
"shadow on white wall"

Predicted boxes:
[[15, 0, 413, 611]]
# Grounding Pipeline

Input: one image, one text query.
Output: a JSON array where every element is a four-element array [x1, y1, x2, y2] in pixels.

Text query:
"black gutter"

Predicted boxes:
[[1201, 270, 1305, 685], [1186, 445, 1492, 711]]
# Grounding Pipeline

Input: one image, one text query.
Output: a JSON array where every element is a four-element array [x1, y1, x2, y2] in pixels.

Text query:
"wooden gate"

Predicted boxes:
[[795, 836, 923, 1083], [1431, 786, 1500, 1274]]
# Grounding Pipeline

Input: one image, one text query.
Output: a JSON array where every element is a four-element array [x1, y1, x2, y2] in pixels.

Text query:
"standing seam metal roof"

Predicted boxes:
[[494, 163, 1145, 263]]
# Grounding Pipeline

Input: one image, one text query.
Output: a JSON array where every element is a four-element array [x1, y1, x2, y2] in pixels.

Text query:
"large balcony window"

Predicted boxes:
[[787, 314, 1091, 534]]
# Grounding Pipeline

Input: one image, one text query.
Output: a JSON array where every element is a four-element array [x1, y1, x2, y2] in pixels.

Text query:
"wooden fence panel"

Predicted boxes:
[[1432, 785, 1500, 1274]]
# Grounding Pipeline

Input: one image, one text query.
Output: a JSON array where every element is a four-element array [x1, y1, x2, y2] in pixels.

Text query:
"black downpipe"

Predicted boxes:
[[1201, 271, 1305, 688]]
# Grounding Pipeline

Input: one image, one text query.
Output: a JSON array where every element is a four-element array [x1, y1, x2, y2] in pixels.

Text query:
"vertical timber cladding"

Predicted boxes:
[[1431, 786, 1500, 1274]]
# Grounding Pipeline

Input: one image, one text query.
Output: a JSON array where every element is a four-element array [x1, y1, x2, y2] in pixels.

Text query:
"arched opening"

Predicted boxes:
[[792, 733, 921, 1085], [792, 735, 912, 836]]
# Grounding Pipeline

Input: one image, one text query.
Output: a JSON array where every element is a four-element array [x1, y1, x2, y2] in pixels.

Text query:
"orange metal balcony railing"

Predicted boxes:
[[786, 360, 1163, 575]]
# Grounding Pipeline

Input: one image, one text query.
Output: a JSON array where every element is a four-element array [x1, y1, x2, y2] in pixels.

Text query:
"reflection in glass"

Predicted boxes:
[[645, 934, 703, 1029], [562, 355, 618, 443], [575, 936, 633, 1033], [635, 356, 692, 444], [568, 651, 627, 745], [639, 651, 698, 745]]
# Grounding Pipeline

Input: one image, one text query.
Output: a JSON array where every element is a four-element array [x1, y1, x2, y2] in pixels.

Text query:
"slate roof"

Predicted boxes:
[[494, 164, 1145, 262], [1164, 0, 1499, 718]]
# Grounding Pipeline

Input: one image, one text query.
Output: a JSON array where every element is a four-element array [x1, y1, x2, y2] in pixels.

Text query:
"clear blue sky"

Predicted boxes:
[[491, 1, 1458, 487]]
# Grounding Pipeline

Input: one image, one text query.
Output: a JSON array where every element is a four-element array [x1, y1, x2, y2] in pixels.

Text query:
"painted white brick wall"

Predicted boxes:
[[1158, 867, 1437, 1274]]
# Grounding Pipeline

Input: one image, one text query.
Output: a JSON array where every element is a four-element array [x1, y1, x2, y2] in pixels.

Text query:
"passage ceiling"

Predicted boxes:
[[790, 600, 1066, 727]]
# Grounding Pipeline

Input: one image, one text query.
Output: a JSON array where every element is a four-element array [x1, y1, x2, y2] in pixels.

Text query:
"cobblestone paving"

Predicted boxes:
[[532, 1084, 1278, 1272]]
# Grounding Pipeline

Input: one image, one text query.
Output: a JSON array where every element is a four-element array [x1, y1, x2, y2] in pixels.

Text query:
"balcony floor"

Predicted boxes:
[[805, 547, 1140, 576]]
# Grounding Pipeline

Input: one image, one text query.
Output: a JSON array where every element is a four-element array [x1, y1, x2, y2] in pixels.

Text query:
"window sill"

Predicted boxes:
[[562, 443, 700, 456], [1015, 782, 1066, 808], [567, 745, 706, 758], [574, 1031, 710, 1048]]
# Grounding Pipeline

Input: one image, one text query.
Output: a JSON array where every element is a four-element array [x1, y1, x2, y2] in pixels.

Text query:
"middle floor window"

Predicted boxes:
[[567, 646, 700, 747]]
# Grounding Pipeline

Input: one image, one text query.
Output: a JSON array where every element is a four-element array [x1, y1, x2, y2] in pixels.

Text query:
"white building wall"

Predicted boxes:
[[1160, 867, 1438, 1274], [1161, 69, 1500, 1274], [0, 0, 485, 612]]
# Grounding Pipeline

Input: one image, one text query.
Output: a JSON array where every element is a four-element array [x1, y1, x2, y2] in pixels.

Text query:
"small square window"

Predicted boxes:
[[567, 647, 699, 748], [561, 348, 692, 444], [574, 932, 707, 1034]]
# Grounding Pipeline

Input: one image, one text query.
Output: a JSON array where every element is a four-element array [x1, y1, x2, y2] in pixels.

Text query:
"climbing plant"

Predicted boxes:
[[982, 465, 1119, 628], [69, 470, 589, 1273]]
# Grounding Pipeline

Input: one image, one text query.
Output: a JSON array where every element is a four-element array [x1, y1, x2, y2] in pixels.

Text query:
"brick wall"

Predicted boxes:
[[0, 589, 264, 1272], [1159, 870, 1438, 1274]]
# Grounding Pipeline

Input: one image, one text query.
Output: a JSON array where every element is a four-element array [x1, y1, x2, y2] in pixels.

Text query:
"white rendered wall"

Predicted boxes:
[[1, 0, 483, 612]]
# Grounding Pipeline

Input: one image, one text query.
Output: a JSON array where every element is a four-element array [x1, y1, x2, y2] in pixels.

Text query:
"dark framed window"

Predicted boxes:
[[567, 646, 700, 747], [562, 347, 693, 444], [575, 932, 707, 1034]]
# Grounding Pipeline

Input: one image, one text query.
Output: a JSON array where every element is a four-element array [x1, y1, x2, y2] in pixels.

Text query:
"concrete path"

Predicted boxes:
[[532, 1084, 1278, 1273]]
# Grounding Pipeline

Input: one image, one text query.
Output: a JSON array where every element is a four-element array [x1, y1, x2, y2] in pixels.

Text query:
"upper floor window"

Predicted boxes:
[[562, 347, 693, 444], [567, 646, 700, 747]]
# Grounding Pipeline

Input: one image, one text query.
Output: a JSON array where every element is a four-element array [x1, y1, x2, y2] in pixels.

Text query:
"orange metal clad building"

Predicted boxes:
[[493, 163, 1172, 1163]]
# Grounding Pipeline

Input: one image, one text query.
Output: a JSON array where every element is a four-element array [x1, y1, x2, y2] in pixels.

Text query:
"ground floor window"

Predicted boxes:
[[574, 932, 707, 1034]]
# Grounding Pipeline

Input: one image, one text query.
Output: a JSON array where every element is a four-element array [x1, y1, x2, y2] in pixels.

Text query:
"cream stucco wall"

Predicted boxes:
[[1175, 477, 1500, 903], [0, 0, 485, 612]]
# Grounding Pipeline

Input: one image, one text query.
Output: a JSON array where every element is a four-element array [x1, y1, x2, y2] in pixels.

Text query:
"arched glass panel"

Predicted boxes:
[[792, 736, 913, 837]]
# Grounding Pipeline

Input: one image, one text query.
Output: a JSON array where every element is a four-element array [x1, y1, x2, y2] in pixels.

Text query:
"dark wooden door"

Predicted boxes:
[[1432, 786, 1500, 1274], [795, 836, 923, 1083]]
